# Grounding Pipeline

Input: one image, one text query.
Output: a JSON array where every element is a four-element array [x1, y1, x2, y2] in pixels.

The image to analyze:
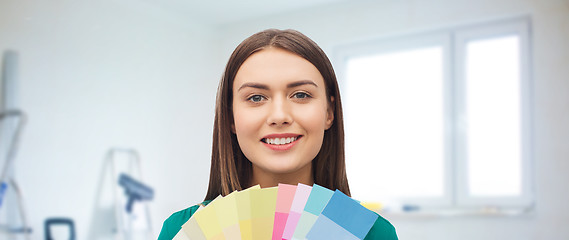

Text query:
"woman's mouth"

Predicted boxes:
[[261, 135, 302, 151], [262, 136, 299, 145]]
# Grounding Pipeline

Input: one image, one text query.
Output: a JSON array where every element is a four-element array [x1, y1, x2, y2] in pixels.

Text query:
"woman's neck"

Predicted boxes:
[[249, 164, 314, 188]]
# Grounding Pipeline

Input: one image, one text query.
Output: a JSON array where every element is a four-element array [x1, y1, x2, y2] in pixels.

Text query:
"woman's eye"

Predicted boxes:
[[248, 95, 265, 102], [293, 92, 310, 99]]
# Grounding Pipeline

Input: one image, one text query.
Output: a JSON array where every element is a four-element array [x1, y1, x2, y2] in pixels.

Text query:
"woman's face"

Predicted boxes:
[[232, 48, 333, 181]]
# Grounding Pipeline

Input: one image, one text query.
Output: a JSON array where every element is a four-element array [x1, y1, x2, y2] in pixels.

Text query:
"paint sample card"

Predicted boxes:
[[304, 214, 359, 240], [215, 191, 241, 239], [173, 229, 191, 240], [292, 184, 334, 239], [236, 185, 260, 240], [193, 195, 224, 240], [181, 216, 206, 240], [272, 184, 297, 240], [181, 203, 209, 240], [173, 231, 189, 240], [179, 184, 380, 240], [281, 183, 312, 240], [306, 190, 378, 240], [250, 187, 278, 240]]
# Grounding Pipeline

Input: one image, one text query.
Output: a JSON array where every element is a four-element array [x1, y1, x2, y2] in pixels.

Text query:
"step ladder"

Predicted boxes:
[[0, 110, 31, 240], [106, 148, 153, 240]]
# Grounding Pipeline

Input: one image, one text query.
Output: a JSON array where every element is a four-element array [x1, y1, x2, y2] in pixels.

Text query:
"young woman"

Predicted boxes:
[[158, 29, 398, 240]]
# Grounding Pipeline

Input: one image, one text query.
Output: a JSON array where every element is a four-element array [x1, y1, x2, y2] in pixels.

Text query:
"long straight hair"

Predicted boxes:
[[205, 29, 349, 200]]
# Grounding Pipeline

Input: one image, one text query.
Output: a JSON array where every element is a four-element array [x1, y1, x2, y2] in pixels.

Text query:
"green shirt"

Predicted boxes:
[[158, 200, 398, 240]]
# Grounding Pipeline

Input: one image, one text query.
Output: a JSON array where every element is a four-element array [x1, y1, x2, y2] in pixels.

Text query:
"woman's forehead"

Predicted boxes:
[[233, 48, 324, 90]]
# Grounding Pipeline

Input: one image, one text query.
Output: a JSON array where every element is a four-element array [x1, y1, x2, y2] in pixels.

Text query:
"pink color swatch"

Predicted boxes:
[[272, 184, 297, 240], [281, 183, 312, 240]]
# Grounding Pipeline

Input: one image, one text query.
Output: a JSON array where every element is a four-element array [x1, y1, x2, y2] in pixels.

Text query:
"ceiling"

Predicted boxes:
[[141, 0, 348, 26]]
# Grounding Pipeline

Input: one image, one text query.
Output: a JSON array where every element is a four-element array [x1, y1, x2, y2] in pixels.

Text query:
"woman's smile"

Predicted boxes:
[[261, 134, 303, 151]]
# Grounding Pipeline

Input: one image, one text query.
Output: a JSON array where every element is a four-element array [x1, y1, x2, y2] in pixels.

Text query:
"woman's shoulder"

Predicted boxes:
[[364, 212, 398, 240], [157, 200, 212, 240]]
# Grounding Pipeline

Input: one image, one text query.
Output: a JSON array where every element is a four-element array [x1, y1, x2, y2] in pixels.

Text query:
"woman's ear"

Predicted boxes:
[[325, 96, 335, 130]]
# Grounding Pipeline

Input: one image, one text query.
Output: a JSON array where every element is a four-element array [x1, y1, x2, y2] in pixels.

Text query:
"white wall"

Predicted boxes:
[[0, 0, 221, 239], [214, 0, 569, 239], [1, 0, 568, 239]]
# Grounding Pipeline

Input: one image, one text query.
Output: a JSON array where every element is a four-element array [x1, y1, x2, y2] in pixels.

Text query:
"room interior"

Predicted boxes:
[[1, 0, 568, 239]]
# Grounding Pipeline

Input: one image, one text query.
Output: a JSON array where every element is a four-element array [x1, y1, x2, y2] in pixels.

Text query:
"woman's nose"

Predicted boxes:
[[266, 97, 293, 126]]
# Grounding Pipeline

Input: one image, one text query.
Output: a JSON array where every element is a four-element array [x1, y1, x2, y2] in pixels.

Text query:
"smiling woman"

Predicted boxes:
[[232, 48, 334, 188], [157, 29, 398, 240], [206, 29, 349, 199]]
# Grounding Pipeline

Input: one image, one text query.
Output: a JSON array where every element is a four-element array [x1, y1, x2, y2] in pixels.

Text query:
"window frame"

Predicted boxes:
[[332, 17, 534, 211], [453, 18, 534, 208]]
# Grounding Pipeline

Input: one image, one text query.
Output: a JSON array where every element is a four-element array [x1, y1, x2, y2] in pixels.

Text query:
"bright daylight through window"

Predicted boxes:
[[336, 18, 533, 213], [345, 47, 445, 200]]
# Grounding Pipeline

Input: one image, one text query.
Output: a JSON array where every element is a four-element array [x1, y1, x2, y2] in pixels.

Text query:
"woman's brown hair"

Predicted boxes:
[[205, 29, 349, 200]]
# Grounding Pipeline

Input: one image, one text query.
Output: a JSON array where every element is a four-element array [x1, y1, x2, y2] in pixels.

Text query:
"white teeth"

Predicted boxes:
[[264, 137, 297, 145]]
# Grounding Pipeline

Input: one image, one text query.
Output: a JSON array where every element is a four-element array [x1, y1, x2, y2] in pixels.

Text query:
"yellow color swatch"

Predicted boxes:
[[216, 191, 241, 239], [250, 187, 278, 240], [236, 185, 260, 240], [194, 196, 225, 240]]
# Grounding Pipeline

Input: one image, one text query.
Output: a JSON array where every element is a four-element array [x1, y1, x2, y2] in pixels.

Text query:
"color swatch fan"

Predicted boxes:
[[173, 184, 378, 240]]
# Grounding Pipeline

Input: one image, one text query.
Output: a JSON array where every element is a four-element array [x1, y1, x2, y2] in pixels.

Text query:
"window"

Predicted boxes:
[[334, 18, 533, 212]]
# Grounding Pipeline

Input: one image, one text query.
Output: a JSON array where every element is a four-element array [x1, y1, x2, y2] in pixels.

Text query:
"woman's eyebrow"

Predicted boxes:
[[238, 80, 318, 91], [287, 80, 318, 88], [238, 82, 269, 91]]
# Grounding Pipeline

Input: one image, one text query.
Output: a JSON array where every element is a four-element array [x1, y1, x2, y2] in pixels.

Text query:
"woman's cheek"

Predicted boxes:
[[233, 106, 265, 135], [295, 103, 329, 130]]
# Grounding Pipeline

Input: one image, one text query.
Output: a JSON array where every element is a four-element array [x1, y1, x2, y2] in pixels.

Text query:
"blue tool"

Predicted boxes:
[[118, 173, 154, 213]]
